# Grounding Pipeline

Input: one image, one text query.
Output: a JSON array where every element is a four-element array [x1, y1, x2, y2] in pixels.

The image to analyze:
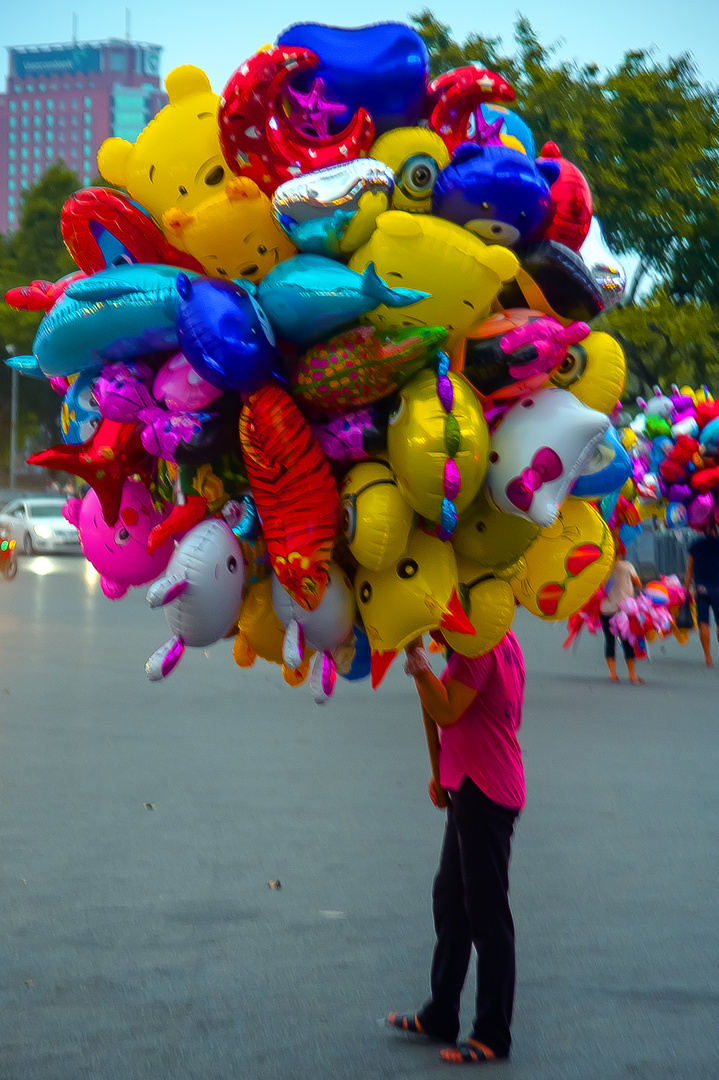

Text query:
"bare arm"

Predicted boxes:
[[411, 668, 478, 728]]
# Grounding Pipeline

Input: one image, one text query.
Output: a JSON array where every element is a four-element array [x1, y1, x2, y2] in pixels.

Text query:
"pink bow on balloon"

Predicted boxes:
[[505, 447, 564, 513]]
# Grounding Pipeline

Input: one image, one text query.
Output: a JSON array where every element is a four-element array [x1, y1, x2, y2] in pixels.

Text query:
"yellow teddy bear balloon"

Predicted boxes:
[[354, 528, 477, 687], [386, 369, 489, 523], [340, 460, 415, 572], [162, 176, 297, 283], [441, 554, 517, 658], [549, 331, 627, 415], [370, 128, 450, 214], [452, 490, 540, 570], [510, 498, 614, 621], [97, 65, 229, 236], [349, 211, 519, 351]]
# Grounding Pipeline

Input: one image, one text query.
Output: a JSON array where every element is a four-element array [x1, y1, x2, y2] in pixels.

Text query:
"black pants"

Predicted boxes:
[[417, 778, 519, 1057], [599, 613, 635, 660]]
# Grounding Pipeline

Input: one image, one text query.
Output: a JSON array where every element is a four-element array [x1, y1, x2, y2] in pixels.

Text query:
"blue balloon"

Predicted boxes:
[[257, 255, 428, 346], [699, 416, 719, 456], [278, 22, 429, 135], [433, 142, 559, 248], [339, 625, 372, 682], [176, 276, 278, 396], [33, 264, 197, 378], [571, 427, 632, 499]]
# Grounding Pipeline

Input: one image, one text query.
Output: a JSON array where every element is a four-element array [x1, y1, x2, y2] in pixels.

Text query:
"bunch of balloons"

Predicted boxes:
[[5, 21, 635, 701], [564, 574, 689, 654], [620, 385, 719, 531]]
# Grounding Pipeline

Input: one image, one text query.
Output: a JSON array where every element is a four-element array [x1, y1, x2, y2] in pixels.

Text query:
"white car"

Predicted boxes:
[[0, 496, 81, 555]]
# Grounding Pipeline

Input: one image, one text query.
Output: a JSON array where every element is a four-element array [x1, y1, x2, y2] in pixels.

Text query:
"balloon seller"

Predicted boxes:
[[388, 631, 525, 1065], [599, 555, 644, 684], [684, 522, 719, 667]]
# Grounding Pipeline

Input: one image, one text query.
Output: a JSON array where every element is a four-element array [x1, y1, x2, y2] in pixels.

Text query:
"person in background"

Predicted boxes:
[[599, 555, 643, 684], [684, 525, 719, 667], [387, 631, 525, 1066]]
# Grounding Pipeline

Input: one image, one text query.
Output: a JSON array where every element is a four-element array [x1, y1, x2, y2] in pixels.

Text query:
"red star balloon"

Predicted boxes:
[[27, 420, 154, 526]]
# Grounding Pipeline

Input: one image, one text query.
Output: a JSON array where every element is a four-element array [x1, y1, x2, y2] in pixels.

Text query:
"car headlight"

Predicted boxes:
[[32, 525, 53, 539]]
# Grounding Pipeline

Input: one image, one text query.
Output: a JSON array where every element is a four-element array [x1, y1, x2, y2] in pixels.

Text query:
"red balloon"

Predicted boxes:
[[240, 385, 340, 611], [27, 420, 154, 526], [61, 188, 204, 275], [538, 142, 593, 251], [426, 66, 515, 155], [4, 271, 85, 313], [219, 46, 375, 192]]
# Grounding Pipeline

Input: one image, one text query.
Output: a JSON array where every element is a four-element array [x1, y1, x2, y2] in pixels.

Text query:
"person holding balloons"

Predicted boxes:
[[387, 631, 525, 1066], [599, 555, 644, 684], [684, 524, 719, 667]]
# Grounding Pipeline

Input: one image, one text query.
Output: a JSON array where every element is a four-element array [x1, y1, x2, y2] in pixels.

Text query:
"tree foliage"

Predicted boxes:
[[412, 11, 719, 394]]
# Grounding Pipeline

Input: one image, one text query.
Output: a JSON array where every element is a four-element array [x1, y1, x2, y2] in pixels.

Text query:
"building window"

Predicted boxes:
[[8, 210, 15, 224], [46, 131, 53, 143], [25, 83, 33, 92], [21, 116, 29, 128], [8, 195, 14, 206], [33, 115, 40, 127], [9, 148, 16, 159], [58, 115, 65, 127], [71, 115, 79, 126], [21, 148, 28, 159], [21, 179, 28, 189], [34, 132, 41, 143], [45, 147, 53, 158], [9, 117, 17, 129], [8, 164, 15, 175], [46, 115, 54, 127], [33, 147, 41, 159], [58, 100, 64, 110], [71, 132, 78, 143], [84, 111, 92, 124], [21, 132, 29, 144], [58, 132, 65, 144], [34, 99, 41, 110], [21, 163, 28, 175], [34, 163, 41, 176], [72, 98, 78, 109], [9, 101, 16, 112], [109, 52, 127, 72], [22, 100, 28, 110], [14, 83, 21, 92], [39, 82, 46, 91], [84, 96, 92, 108], [47, 99, 54, 110], [8, 179, 15, 191], [84, 128, 92, 142], [9, 132, 16, 144]]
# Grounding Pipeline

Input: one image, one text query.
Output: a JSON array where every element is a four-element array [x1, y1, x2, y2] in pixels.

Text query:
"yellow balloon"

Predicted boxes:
[[386, 370, 489, 523], [355, 528, 476, 684], [620, 478, 637, 500], [442, 555, 516, 658], [370, 127, 450, 214], [550, 331, 627, 414], [98, 66, 228, 237], [453, 490, 539, 569], [348, 211, 519, 351], [621, 428, 637, 450], [162, 176, 297, 283], [511, 499, 614, 621], [340, 460, 415, 572], [234, 580, 311, 686]]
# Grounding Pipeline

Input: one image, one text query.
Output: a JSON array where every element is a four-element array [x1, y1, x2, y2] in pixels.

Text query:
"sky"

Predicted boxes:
[[2, 0, 718, 94]]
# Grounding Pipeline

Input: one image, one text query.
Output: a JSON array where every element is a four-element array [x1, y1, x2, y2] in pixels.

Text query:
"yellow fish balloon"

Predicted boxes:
[[452, 490, 540, 570], [510, 498, 614, 620], [441, 554, 517, 659]]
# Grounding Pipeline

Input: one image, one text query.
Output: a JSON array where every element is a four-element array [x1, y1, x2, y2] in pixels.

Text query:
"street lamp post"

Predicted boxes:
[[5, 345, 18, 490]]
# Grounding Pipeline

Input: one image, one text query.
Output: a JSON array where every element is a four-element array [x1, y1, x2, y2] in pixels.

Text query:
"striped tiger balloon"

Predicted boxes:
[[240, 385, 340, 611]]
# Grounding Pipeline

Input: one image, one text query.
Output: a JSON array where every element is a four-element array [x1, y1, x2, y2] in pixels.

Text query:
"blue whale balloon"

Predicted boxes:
[[278, 22, 429, 135], [32, 264, 199, 377], [257, 255, 428, 346], [176, 276, 278, 396]]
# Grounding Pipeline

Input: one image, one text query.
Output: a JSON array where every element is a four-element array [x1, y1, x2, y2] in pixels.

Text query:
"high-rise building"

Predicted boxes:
[[0, 39, 166, 233]]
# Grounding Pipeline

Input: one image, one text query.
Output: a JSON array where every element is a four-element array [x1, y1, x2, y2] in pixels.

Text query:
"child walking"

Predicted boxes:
[[388, 631, 525, 1066]]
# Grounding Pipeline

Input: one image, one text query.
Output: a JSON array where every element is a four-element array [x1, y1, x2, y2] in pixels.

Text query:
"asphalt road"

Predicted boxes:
[[1, 555, 718, 1080]]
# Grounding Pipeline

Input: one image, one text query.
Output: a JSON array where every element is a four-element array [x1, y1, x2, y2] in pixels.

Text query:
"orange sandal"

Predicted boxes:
[[440, 1040, 497, 1064], [387, 1013, 425, 1035]]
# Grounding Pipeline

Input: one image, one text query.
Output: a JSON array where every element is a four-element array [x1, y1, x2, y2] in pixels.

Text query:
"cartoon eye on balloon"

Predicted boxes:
[[398, 154, 441, 200]]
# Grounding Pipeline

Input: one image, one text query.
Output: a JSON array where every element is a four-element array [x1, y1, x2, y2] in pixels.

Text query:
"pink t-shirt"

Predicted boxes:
[[438, 631, 526, 809]]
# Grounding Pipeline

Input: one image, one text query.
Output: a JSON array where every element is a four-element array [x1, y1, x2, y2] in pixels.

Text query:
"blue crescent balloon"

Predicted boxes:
[[277, 22, 429, 135]]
